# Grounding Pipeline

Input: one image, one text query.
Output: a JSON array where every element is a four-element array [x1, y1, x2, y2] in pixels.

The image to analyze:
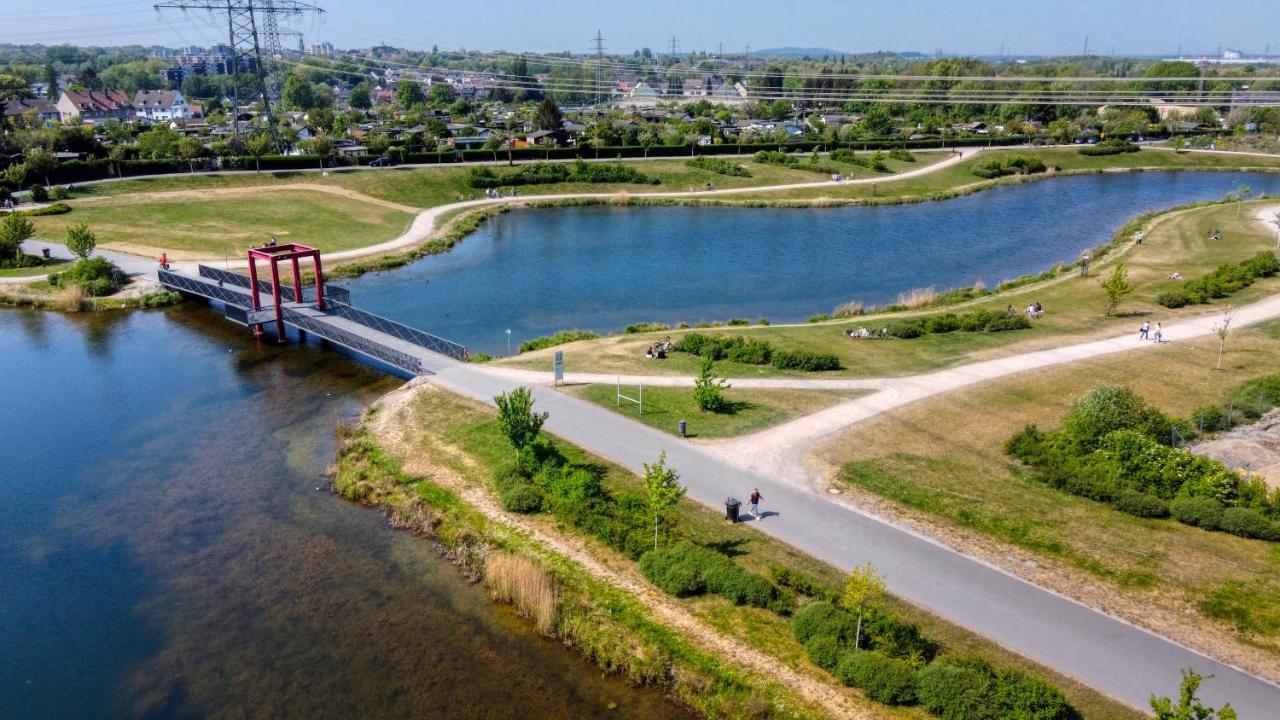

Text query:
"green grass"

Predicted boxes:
[[377, 384, 1142, 720], [822, 320, 1280, 659], [30, 190, 414, 257], [502, 198, 1280, 379], [567, 383, 858, 438]]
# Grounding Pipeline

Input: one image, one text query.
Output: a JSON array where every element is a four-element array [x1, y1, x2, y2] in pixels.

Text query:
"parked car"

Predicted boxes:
[[369, 156, 397, 167]]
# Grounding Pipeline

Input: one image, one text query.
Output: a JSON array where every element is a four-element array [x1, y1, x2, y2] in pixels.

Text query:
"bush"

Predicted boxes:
[[48, 185, 69, 201], [771, 349, 841, 371], [48, 256, 124, 296], [863, 610, 937, 661], [638, 541, 790, 610], [1060, 385, 1168, 452], [28, 185, 48, 202], [1079, 139, 1140, 156], [792, 601, 857, 646], [19, 202, 71, 217], [1111, 490, 1170, 519], [834, 651, 918, 705], [726, 338, 772, 365], [1005, 425, 1048, 465], [1170, 496, 1224, 530], [519, 330, 599, 353], [467, 161, 658, 188], [770, 565, 835, 601], [805, 635, 842, 671], [500, 482, 546, 513], [1157, 289, 1190, 308], [993, 670, 1075, 720], [889, 147, 915, 162], [686, 156, 751, 176], [623, 322, 669, 334], [971, 155, 1047, 179], [915, 660, 996, 720], [1217, 506, 1280, 541]]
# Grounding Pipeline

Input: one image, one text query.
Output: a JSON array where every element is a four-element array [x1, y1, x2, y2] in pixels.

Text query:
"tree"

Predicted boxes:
[[0, 212, 35, 266], [281, 74, 315, 110], [427, 82, 455, 107], [1229, 184, 1253, 218], [395, 79, 424, 108], [534, 98, 564, 131], [1212, 306, 1236, 371], [642, 452, 685, 550], [349, 81, 372, 110], [494, 387, 548, 460], [24, 146, 56, 188], [3, 162, 29, 189], [0, 74, 30, 101], [692, 357, 730, 412], [177, 136, 206, 162], [840, 563, 885, 650], [135, 125, 179, 160], [303, 133, 334, 169], [1149, 669, 1236, 720], [245, 133, 274, 172], [1100, 262, 1134, 316], [1169, 135, 1187, 154], [43, 63, 58, 99], [64, 222, 96, 260]]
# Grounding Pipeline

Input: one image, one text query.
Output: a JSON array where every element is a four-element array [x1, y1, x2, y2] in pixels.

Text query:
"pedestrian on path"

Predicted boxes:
[[748, 488, 763, 520], [1138, 321, 1150, 340], [1153, 323, 1162, 343]]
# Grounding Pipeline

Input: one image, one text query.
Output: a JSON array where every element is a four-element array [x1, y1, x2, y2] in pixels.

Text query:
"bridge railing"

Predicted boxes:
[[327, 300, 469, 361], [197, 264, 350, 305], [281, 306, 421, 375], [160, 269, 254, 307]]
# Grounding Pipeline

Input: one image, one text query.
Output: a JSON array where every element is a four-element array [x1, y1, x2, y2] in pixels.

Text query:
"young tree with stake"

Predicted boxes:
[[64, 222, 96, 260], [494, 387, 548, 462], [1101, 262, 1134, 316], [840, 562, 885, 650], [1213, 306, 1235, 371], [642, 452, 685, 550]]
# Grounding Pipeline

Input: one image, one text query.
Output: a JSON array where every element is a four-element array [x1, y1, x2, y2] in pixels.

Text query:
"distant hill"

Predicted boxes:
[[750, 47, 851, 58]]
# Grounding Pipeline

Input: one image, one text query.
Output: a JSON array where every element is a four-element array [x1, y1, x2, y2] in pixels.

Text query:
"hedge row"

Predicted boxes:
[[830, 148, 890, 172], [1006, 385, 1280, 541], [684, 156, 752, 177], [753, 150, 840, 175], [518, 329, 601, 353], [970, 154, 1048, 179], [673, 332, 841, 371], [638, 540, 794, 613], [1156, 251, 1280, 308], [1078, 139, 1140, 156], [467, 160, 659, 188], [793, 601, 1073, 718], [878, 309, 1032, 339]]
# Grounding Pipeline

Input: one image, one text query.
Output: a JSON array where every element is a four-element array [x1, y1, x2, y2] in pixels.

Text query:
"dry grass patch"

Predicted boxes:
[[485, 551, 558, 635]]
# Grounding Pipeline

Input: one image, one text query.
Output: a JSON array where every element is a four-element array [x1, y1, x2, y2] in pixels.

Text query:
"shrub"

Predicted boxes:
[[805, 635, 842, 671], [771, 349, 841, 371], [971, 155, 1046, 179], [835, 651, 918, 705], [1079, 139, 1140, 156], [686, 156, 751, 176], [1111, 490, 1170, 519], [915, 660, 997, 720], [771, 565, 835, 601], [467, 161, 658, 188], [889, 147, 915, 162], [28, 184, 48, 202], [19, 201, 71, 217], [1170, 496, 1224, 530], [863, 610, 937, 661], [638, 546, 706, 596], [792, 601, 856, 646], [1157, 289, 1190, 308], [726, 338, 772, 365], [993, 670, 1075, 720], [48, 256, 124, 296], [48, 185, 69, 201], [639, 541, 789, 610], [623, 322, 669, 334], [1060, 385, 1167, 451], [519, 330, 599, 353], [1217, 507, 1280, 541], [499, 482, 546, 513], [1005, 425, 1049, 466]]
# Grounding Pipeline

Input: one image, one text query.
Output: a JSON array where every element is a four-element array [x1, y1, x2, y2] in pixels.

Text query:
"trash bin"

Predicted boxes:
[[678, 419, 687, 437], [41, 248, 51, 259], [725, 497, 741, 523]]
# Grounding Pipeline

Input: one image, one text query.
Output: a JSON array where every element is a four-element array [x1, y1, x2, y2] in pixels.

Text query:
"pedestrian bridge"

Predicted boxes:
[[158, 263, 469, 374]]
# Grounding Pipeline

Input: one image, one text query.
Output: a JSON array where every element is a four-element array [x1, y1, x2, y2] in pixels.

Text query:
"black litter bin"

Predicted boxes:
[[678, 419, 687, 437], [725, 497, 741, 523], [42, 248, 51, 259]]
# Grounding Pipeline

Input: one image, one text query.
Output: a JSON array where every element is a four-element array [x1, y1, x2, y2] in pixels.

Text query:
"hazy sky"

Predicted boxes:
[[3, 0, 1278, 57]]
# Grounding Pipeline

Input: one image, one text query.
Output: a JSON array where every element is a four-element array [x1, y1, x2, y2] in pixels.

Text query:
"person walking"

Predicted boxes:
[[1138, 320, 1150, 340], [1153, 322, 1163, 343], [748, 488, 764, 520]]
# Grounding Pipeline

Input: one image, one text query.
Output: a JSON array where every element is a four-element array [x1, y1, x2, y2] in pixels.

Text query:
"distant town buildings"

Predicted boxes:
[[56, 89, 134, 123]]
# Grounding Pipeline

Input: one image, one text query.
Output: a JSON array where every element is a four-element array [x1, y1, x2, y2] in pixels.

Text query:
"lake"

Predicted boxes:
[[343, 170, 1280, 355], [0, 307, 685, 719]]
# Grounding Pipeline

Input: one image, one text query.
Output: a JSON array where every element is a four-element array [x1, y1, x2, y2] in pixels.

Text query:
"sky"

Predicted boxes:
[[2, 0, 1278, 58]]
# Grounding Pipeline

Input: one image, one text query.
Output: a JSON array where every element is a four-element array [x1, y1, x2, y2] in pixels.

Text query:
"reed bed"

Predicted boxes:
[[484, 551, 558, 635]]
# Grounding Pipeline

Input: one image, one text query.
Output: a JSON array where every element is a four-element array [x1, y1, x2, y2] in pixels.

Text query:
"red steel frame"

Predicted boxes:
[[246, 243, 325, 342]]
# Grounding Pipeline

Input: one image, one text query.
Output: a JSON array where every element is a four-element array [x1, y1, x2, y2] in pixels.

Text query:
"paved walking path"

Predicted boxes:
[[406, 333, 1280, 716]]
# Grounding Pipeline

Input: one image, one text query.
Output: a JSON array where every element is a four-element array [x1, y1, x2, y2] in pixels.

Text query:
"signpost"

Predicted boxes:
[[553, 351, 564, 385]]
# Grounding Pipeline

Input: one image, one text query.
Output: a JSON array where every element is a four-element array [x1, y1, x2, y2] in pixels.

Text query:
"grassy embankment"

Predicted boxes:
[[820, 320, 1280, 673], [504, 198, 1280, 380], [338, 382, 1142, 719], [564, 384, 866, 439]]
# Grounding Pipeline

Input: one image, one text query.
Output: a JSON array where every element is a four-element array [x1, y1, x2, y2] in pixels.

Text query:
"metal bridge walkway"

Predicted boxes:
[[158, 265, 469, 373]]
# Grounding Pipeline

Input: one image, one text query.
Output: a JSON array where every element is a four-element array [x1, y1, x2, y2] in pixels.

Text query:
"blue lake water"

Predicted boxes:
[[344, 171, 1280, 355], [0, 308, 684, 719]]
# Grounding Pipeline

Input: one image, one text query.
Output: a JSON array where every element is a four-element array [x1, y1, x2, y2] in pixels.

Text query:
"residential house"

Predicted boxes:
[[449, 129, 494, 150], [134, 90, 192, 122], [57, 89, 134, 123], [3, 98, 60, 124]]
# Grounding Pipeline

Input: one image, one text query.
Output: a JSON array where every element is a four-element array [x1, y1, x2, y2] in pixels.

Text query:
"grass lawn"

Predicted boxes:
[[501, 198, 1280, 379], [29, 189, 414, 258], [818, 320, 1280, 667], [0, 255, 70, 277], [564, 383, 861, 438], [383, 383, 1141, 720]]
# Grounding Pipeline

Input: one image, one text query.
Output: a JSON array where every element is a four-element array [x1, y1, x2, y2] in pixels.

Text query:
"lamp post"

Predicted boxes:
[[506, 328, 512, 356]]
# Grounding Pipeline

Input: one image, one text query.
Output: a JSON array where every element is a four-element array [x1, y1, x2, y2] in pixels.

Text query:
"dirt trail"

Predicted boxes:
[[367, 381, 880, 720], [78, 182, 420, 214]]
